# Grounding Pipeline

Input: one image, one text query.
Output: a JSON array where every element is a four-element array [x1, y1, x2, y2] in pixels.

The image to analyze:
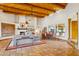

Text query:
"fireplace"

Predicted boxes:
[[20, 32, 25, 35]]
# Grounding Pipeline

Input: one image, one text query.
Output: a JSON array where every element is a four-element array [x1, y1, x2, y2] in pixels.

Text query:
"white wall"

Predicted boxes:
[[0, 12, 16, 23], [0, 11, 39, 37], [18, 16, 37, 27], [41, 3, 79, 40], [0, 11, 17, 39], [0, 11, 39, 38], [16, 15, 39, 35]]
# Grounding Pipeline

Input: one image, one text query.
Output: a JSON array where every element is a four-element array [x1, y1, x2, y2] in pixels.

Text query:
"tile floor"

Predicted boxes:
[[0, 39, 79, 56]]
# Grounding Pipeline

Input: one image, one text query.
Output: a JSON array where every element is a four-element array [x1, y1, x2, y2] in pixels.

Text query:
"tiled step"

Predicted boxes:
[[67, 40, 77, 48]]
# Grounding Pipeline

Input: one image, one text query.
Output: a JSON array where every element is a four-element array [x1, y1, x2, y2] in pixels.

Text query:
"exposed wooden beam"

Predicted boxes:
[[23, 3, 55, 12], [0, 5, 45, 18], [0, 5, 30, 14], [3, 10, 44, 18], [30, 14, 44, 18], [52, 3, 67, 9], [17, 3, 52, 14], [3, 10, 25, 15], [0, 4, 48, 16], [0, 3, 67, 18], [58, 3, 67, 6]]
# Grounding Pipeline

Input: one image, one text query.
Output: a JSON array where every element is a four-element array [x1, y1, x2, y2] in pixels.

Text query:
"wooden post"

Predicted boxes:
[[77, 12, 79, 49], [68, 18, 71, 40]]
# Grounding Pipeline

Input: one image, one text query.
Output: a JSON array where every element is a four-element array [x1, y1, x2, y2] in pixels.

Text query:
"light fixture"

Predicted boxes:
[[35, 28, 39, 34]]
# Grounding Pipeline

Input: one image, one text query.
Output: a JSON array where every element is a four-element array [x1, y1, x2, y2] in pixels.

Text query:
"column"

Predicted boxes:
[[77, 12, 79, 49], [0, 10, 3, 38], [34, 17, 37, 36], [0, 22, 1, 38]]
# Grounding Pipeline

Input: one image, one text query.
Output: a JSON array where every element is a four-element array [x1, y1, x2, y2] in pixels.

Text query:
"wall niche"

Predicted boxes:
[[1, 23, 15, 37]]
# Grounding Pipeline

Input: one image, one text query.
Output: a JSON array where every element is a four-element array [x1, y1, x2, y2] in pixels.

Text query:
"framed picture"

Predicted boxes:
[[56, 24, 65, 37]]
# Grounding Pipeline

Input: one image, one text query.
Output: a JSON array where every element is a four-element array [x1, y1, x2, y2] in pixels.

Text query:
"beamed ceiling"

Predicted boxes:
[[0, 3, 67, 18]]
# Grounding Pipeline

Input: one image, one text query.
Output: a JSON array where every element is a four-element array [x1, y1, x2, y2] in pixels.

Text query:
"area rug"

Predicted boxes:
[[6, 40, 46, 50]]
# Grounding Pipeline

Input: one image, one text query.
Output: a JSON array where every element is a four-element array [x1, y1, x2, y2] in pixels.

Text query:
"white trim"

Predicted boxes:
[[78, 14, 79, 49], [0, 36, 14, 40]]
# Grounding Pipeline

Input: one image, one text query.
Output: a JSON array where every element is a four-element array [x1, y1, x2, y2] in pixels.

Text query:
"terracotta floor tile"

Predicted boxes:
[[0, 39, 79, 56]]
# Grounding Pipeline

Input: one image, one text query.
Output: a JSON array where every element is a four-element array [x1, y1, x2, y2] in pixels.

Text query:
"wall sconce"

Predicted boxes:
[[35, 28, 40, 34]]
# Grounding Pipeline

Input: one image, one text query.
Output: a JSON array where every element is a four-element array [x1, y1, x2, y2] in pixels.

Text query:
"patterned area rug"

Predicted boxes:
[[6, 40, 46, 50]]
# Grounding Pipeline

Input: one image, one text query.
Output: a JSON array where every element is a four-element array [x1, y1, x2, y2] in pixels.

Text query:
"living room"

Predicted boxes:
[[0, 3, 79, 56]]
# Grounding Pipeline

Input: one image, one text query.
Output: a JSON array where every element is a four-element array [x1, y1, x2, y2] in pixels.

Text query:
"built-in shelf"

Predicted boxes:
[[17, 28, 27, 30]]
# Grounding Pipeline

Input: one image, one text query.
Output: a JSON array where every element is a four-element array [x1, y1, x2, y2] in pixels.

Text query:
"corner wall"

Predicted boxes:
[[41, 3, 79, 40], [0, 12, 16, 39]]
